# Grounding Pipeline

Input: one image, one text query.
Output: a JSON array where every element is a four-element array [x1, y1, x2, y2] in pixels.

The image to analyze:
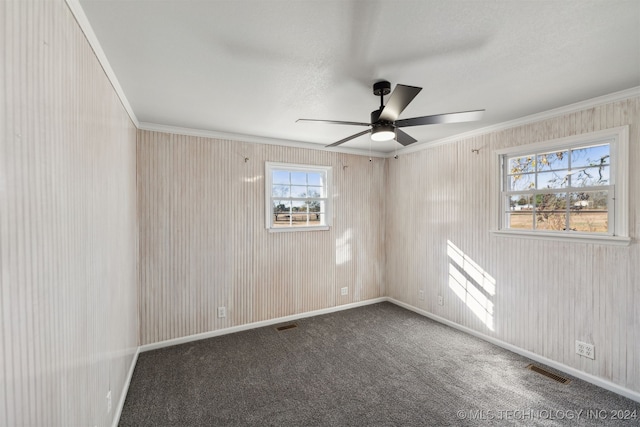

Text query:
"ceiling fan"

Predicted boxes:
[[297, 81, 484, 147]]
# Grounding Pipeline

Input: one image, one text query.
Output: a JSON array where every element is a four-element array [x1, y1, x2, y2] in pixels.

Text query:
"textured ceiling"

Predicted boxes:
[[78, 0, 640, 153]]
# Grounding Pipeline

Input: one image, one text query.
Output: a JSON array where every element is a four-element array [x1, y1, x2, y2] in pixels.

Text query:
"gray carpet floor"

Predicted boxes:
[[120, 302, 639, 426]]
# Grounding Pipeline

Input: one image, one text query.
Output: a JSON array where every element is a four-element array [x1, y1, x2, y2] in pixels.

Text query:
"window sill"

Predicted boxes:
[[490, 230, 631, 246], [268, 226, 330, 233]]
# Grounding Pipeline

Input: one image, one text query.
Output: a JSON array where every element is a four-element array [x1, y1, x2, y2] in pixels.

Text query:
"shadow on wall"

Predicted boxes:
[[447, 240, 496, 331]]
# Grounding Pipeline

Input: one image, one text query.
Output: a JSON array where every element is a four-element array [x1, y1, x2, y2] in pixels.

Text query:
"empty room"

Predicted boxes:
[[2, 0, 640, 425]]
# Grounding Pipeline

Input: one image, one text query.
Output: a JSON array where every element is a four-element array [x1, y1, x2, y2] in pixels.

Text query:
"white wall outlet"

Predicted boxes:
[[217, 306, 226, 318], [438, 295, 444, 306], [340, 287, 348, 296], [418, 290, 425, 301], [106, 390, 112, 414], [575, 340, 595, 360]]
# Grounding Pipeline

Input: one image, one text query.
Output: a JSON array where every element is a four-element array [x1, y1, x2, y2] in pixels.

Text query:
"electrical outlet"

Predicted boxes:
[[217, 306, 226, 318], [438, 295, 444, 306], [106, 390, 112, 414], [575, 340, 595, 360], [418, 290, 425, 301], [340, 287, 348, 296]]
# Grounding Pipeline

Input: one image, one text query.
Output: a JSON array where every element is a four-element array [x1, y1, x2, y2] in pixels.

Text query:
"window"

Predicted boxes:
[[493, 126, 629, 244], [265, 162, 332, 232]]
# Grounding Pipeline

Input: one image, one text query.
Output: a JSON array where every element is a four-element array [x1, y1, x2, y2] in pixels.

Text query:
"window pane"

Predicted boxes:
[[508, 156, 535, 174], [537, 171, 569, 189], [536, 193, 567, 210], [535, 212, 567, 231], [307, 173, 323, 186], [535, 193, 568, 230], [506, 211, 533, 229], [272, 184, 290, 197], [508, 173, 535, 191], [306, 199, 322, 213], [506, 194, 533, 229], [508, 194, 533, 210], [569, 191, 608, 233], [569, 195, 609, 233], [273, 200, 291, 226], [291, 185, 308, 197], [273, 200, 290, 214], [569, 211, 608, 233], [306, 186, 323, 198], [272, 171, 290, 185], [571, 144, 610, 168], [537, 151, 568, 171], [570, 191, 609, 218], [291, 200, 306, 212], [292, 213, 309, 225], [290, 172, 307, 185], [570, 165, 610, 187]]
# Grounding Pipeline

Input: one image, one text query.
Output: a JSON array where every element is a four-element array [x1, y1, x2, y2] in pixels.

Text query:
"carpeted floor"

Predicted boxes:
[[119, 302, 639, 426]]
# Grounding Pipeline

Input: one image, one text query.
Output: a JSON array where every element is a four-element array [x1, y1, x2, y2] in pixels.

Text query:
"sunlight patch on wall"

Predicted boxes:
[[447, 240, 495, 331], [336, 229, 353, 266]]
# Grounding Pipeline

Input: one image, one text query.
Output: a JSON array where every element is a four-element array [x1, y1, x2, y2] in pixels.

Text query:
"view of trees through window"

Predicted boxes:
[[504, 143, 611, 233], [271, 169, 326, 228]]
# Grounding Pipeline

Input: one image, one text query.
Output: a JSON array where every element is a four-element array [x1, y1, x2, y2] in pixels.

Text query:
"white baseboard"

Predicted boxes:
[[387, 297, 640, 404], [112, 346, 140, 427], [139, 297, 388, 353]]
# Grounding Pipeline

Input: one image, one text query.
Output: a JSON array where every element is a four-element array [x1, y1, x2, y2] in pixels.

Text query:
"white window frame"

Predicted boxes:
[[265, 162, 332, 233], [491, 126, 630, 246]]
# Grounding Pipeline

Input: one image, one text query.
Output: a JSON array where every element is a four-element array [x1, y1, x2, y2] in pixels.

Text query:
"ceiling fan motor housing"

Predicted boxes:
[[371, 109, 381, 124], [371, 109, 392, 127]]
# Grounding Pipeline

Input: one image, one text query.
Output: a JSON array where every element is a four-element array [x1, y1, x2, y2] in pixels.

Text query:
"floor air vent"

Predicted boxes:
[[275, 324, 298, 332], [526, 364, 570, 384]]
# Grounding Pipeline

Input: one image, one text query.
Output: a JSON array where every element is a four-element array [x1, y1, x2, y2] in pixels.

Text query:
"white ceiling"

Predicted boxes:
[[78, 0, 640, 154]]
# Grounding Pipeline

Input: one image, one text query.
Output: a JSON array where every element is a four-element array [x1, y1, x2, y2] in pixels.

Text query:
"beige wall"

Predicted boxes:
[[3, 2, 639, 424], [1, 1, 138, 426], [385, 97, 640, 394], [137, 131, 386, 345]]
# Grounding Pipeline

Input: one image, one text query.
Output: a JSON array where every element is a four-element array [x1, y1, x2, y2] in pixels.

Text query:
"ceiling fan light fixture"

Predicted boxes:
[[371, 124, 395, 141], [298, 80, 484, 148]]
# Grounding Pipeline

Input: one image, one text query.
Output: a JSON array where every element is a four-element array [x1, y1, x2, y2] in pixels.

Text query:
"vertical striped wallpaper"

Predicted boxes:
[[137, 131, 386, 345], [3, 2, 638, 425], [1, 1, 138, 426], [386, 97, 640, 394]]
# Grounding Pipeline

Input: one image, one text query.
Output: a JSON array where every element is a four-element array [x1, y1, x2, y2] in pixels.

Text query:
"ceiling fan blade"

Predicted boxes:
[[379, 84, 422, 122], [395, 129, 417, 146], [326, 129, 372, 147], [395, 110, 485, 128], [297, 118, 370, 127]]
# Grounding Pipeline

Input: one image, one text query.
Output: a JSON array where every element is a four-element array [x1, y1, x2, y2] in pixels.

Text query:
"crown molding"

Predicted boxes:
[[138, 122, 389, 158], [64, 0, 139, 127], [391, 86, 640, 158]]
